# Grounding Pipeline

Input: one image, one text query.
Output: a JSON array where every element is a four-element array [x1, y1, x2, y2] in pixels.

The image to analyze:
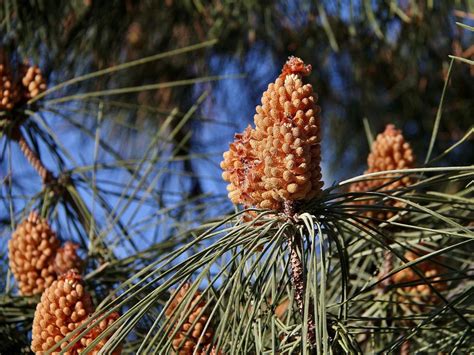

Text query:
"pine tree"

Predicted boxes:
[[1, 2, 473, 354]]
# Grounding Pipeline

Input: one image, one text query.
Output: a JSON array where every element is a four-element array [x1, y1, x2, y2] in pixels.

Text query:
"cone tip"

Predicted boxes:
[[281, 56, 312, 78]]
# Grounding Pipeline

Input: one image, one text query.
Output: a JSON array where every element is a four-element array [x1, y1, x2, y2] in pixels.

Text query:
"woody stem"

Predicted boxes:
[[378, 250, 394, 290], [12, 128, 53, 184], [400, 340, 410, 355], [288, 231, 316, 346]]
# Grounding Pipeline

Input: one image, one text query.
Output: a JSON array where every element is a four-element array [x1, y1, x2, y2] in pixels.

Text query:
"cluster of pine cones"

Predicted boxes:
[[349, 124, 415, 221], [0, 61, 47, 111], [165, 283, 219, 354], [221, 57, 323, 212], [8, 212, 120, 354], [9, 215, 220, 354]]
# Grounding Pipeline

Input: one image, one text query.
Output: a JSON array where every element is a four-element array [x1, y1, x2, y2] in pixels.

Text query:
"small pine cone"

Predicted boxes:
[[165, 283, 214, 355], [350, 124, 415, 221], [8, 211, 60, 295], [78, 312, 122, 355], [31, 271, 94, 354], [54, 242, 83, 275], [31, 271, 121, 355], [0, 64, 21, 111], [365, 124, 415, 183], [392, 250, 447, 319], [221, 57, 323, 211], [21, 64, 47, 100]]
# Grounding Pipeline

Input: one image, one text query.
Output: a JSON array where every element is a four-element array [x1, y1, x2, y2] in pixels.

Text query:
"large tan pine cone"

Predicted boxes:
[[0, 64, 21, 111], [349, 124, 415, 221], [31, 271, 121, 354], [221, 57, 323, 211], [21, 64, 47, 100], [8, 211, 60, 295], [392, 250, 447, 321], [165, 283, 217, 355]]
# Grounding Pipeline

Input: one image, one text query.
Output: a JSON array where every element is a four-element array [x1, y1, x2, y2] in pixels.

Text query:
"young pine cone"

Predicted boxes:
[[8, 211, 60, 295], [0, 64, 20, 111], [221, 57, 323, 211], [78, 311, 122, 355], [392, 250, 447, 319], [165, 283, 216, 355], [31, 271, 93, 354], [349, 124, 415, 221], [21, 64, 47, 100], [31, 271, 120, 354], [54, 241, 83, 275]]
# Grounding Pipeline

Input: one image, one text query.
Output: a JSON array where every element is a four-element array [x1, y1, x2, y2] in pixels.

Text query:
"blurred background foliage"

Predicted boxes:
[[2, 0, 473, 182]]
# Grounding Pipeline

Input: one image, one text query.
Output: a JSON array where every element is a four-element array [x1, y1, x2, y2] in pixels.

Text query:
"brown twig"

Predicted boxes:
[[12, 128, 54, 184], [287, 229, 316, 346], [400, 339, 410, 355], [377, 250, 394, 291]]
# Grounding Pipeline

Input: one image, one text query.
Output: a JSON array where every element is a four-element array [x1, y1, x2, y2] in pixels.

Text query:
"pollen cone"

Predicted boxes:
[[78, 311, 122, 355], [221, 125, 263, 207], [349, 124, 415, 221], [0, 64, 20, 111], [221, 56, 323, 211], [31, 271, 93, 354], [8, 211, 60, 295], [165, 283, 217, 355], [392, 250, 447, 320], [21, 64, 47, 100], [54, 241, 83, 275], [31, 271, 121, 354]]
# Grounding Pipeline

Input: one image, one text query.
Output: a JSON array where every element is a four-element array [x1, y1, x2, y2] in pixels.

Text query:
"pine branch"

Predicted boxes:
[[11, 127, 53, 184]]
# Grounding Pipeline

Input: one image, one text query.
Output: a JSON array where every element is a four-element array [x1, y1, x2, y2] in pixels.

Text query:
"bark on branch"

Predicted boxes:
[[288, 230, 316, 346], [12, 128, 53, 184]]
